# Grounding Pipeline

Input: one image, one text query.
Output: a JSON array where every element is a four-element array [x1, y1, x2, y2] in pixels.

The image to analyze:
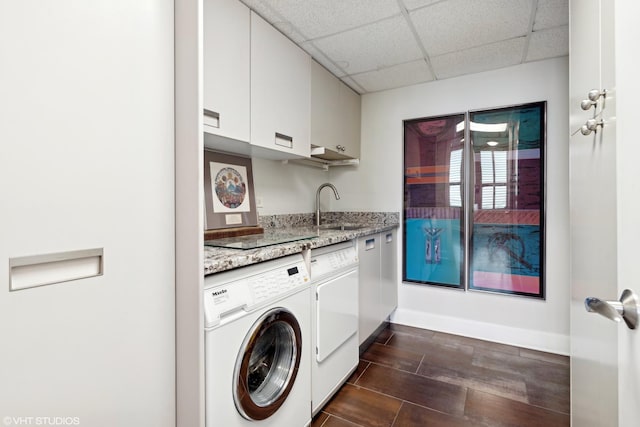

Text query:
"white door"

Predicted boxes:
[[0, 1, 175, 425], [570, 1, 640, 426]]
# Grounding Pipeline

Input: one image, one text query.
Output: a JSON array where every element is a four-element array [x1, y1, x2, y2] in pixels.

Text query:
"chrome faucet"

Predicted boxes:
[[315, 183, 340, 227]]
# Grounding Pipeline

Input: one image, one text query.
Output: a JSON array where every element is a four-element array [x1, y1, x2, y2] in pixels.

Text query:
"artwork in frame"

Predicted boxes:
[[204, 150, 258, 230], [403, 113, 466, 289], [402, 101, 546, 299], [468, 102, 546, 298]]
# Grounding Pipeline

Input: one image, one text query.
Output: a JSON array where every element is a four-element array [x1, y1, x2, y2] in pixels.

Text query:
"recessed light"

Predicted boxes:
[[487, 141, 499, 147]]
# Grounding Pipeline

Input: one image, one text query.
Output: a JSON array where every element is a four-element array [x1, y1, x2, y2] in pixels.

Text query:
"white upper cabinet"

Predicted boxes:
[[203, 0, 250, 143], [337, 80, 361, 159], [310, 60, 338, 154], [310, 60, 361, 160], [250, 11, 311, 159]]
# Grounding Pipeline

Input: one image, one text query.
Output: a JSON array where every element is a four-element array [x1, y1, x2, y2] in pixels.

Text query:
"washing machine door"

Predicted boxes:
[[233, 307, 302, 420]]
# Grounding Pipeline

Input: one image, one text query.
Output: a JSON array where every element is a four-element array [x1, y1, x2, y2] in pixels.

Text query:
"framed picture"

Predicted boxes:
[[468, 101, 546, 298], [402, 101, 546, 299], [204, 150, 258, 229], [403, 113, 466, 289]]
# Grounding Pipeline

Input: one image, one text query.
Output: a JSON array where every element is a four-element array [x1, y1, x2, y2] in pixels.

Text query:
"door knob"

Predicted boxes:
[[585, 289, 639, 329]]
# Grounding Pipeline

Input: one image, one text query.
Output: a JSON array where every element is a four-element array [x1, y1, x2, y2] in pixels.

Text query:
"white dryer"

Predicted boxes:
[[310, 241, 359, 414], [204, 253, 312, 427]]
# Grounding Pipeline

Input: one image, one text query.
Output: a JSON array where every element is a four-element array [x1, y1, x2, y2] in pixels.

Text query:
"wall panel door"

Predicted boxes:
[[0, 1, 175, 425]]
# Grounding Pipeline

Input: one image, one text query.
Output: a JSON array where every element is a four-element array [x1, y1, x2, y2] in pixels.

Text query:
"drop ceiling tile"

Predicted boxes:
[[410, 0, 534, 56], [533, 0, 569, 31], [525, 26, 568, 62], [431, 37, 526, 79], [350, 59, 434, 93], [258, 0, 401, 41], [313, 16, 423, 75]]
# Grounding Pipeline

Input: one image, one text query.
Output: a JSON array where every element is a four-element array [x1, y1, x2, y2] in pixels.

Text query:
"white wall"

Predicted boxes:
[[0, 1, 175, 424], [332, 57, 570, 353], [253, 158, 334, 215]]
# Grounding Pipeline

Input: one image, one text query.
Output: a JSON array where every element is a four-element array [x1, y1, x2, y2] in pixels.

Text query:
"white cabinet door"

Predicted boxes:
[[310, 60, 361, 160], [358, 234, 380, 345], [203, 0, 250, 142], [337, 81, 361, 159], [251, 12, 310, 159], [380, 230, 397, 321], [0, 1, 175, 425], [311, 60, 340, 153], [316, 269, 359, 362]]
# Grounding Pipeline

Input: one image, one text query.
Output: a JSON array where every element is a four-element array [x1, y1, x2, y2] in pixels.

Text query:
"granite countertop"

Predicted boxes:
[[204, 212, 399, 276]]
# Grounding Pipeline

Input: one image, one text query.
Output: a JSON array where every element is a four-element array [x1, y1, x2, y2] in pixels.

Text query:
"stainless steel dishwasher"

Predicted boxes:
[[310, 240, 359, 415]]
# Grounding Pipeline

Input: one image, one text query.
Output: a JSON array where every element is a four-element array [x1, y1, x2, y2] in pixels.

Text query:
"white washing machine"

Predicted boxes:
[[204, 253, 312, 427], [310, 241, 359, 415]]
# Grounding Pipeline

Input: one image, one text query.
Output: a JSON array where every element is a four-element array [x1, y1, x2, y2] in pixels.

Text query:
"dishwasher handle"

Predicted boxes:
[[364, 237, 376, 251]]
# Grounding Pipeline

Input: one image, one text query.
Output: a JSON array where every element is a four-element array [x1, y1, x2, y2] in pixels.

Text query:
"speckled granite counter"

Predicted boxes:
[[204, 212, 399, 276]]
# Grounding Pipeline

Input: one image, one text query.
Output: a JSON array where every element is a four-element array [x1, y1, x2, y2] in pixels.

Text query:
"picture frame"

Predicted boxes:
[[204, 150, 258, 230], [468, 101, 546, 298], [402, 101, 546, 299], [402, 113, 466, 289]]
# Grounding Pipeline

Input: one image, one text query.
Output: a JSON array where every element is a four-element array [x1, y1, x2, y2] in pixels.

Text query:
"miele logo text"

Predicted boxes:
[[212, 289, 227, 297]]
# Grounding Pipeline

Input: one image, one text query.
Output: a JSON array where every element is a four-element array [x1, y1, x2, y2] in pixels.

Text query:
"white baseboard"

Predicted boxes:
[[391, 308, 569, 355]]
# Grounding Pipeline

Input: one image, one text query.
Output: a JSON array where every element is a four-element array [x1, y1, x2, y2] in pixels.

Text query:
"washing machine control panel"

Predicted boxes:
[[204, 254, 309, 328], [251, 265, 308, 303]]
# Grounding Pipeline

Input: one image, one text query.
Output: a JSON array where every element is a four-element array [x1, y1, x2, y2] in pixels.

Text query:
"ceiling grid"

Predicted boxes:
[[241, 0, 568, 93]]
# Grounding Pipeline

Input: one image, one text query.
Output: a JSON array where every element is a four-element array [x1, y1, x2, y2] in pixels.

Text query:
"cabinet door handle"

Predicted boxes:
[[275, 132, 293, 149], [10, 248, 104, 291], [365, 238, 376, 251], [203, 109, 220, 128], [385, 233, 393, 243]]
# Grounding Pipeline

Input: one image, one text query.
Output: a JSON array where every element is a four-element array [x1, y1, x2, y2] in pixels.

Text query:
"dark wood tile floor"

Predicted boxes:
[[312, 323, 569, 427]]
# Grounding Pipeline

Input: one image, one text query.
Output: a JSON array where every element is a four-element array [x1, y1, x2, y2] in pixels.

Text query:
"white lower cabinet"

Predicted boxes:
[[358, 229, 398, 345], [380, 229, 398, 322], [358, 234, 380, 345]]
